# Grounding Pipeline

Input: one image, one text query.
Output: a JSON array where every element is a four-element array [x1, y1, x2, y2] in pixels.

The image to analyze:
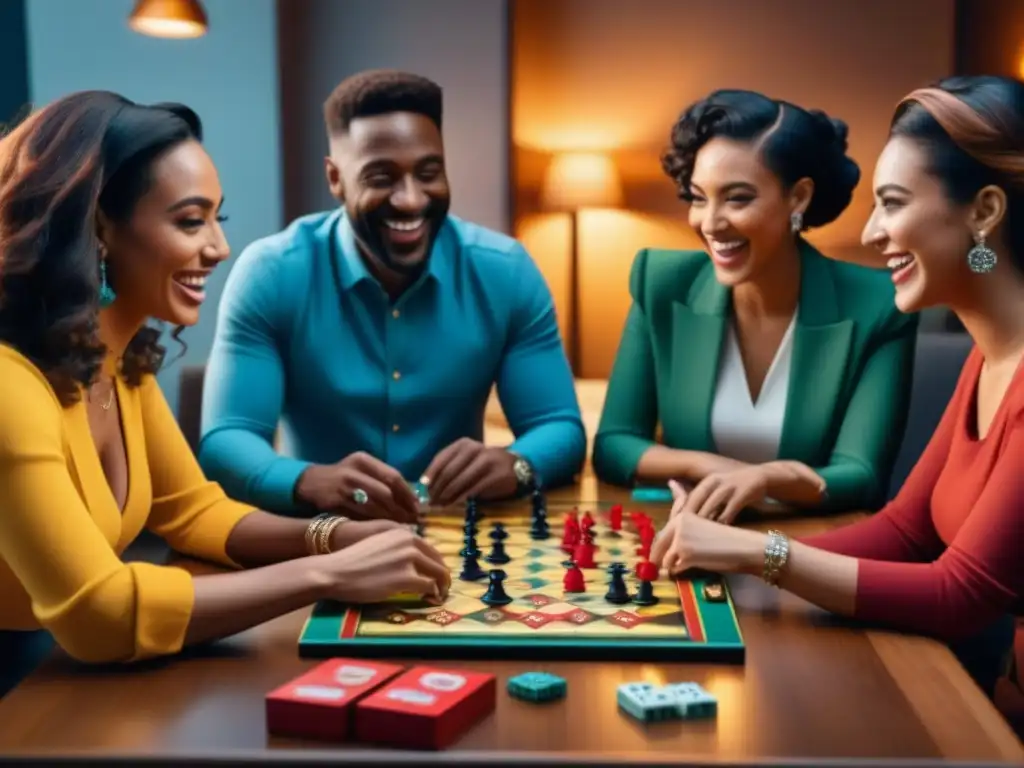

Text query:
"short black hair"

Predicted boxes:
[[891, 75, 1024, 271], [661, 89, 860, 229], [323, 69, 442, 136]]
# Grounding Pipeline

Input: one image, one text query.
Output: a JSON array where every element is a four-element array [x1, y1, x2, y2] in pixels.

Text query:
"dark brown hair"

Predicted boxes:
[[0, 90, 202, 405], [891, 76, 1024, 269]]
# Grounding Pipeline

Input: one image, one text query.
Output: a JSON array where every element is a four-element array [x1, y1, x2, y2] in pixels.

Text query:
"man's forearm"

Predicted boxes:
[[198, 428, 311, 515]]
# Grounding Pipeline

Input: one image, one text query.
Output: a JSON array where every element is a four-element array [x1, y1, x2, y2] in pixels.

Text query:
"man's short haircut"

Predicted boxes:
[[323, 69, 443, 136]]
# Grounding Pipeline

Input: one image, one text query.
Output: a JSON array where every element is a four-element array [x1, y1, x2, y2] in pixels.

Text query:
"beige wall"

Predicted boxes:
[[512, 0, 956, 377]]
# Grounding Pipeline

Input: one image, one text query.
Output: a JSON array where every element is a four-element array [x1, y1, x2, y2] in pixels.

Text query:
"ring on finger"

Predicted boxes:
[[352, 488, 369, 505]]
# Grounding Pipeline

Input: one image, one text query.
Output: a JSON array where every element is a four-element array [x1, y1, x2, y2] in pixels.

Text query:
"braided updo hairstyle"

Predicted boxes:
[[661, 89, 860, 229]]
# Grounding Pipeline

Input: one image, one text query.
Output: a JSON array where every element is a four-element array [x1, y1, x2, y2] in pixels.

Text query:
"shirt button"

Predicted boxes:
[[392, 370, 401, 380], [392, 309, 400, 318], [392, 424, 400, 432]]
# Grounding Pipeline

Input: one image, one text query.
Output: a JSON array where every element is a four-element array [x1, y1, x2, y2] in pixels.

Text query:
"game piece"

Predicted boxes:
[[459, 530, 481, 559], [299, 501, 745, 662], [572, 536, 596, 569], [265, 659, 404, 741], [561, 514, 580, 553], [608, 504, 623, 533], [465, 497, 479, 521], [702, 580, 726, 602], [665, 682, 717, 718], [616, 681, 718, 723], [485, 524, 511, 564], [480, 569, 512, 606], [636, 524, 655, 559], [631, 487, 674, 502], [459, 553, 486, 581], [354, 666, 497, 750], [562, 559, 585, 592], [581, 510, 595, 532], [633, 560, 659, 606], [531, 489, 546, 516], [616, 682, 679, 723], [604, 562, 631, 604], [507, 672, 567, 703], [529, 513, 550, 541]]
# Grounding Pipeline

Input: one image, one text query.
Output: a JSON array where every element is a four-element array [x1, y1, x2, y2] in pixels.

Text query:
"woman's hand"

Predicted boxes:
[[676, 465, 771, 524], [317, 527, 451, 604], [653, 480, 764, 575]]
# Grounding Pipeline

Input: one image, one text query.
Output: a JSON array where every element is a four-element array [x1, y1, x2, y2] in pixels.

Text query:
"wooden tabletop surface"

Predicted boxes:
[[0, 483, 1020, 766]]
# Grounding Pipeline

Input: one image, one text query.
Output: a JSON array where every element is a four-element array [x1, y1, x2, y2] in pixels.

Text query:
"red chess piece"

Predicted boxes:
[[573, 540, 596, 569], [562, 515, 580, 553], [609, 504, 623, 531], [563, 561, 585, 592], [581, 510, 595, 528], [635, 559, 659, 581]]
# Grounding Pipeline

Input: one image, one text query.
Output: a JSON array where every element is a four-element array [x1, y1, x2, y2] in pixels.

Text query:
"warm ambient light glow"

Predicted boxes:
[[541, 152, 624, 211], [128, 0, 208, 39]]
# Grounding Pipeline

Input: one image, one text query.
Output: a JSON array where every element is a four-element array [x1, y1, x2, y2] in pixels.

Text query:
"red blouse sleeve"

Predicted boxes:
[[848, 405, 1024, 641]]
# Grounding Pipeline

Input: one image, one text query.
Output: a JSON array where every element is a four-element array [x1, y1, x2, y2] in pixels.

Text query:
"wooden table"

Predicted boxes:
[[0, 485, 1020, 766]]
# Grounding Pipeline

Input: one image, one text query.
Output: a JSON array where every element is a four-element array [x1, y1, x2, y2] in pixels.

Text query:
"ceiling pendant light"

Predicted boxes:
[[128, 0, 208, 39]]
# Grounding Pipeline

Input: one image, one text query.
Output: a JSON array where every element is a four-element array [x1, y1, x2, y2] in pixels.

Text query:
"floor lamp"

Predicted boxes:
[[540, 152, 623, 376]]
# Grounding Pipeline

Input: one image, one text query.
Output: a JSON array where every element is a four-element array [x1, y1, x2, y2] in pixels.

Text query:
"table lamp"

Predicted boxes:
[[540, 152, 623, 374], [129, 0, 208, 38]]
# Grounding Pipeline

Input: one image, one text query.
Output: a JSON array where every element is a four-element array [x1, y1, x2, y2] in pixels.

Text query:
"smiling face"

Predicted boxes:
[[862, 136, 978, 313], [99, 139, 230, 327], [687, 137, 810, 287], [325, 111, 450, 277]]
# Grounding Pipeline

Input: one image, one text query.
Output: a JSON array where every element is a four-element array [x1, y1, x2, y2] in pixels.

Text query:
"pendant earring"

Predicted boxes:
[[98, 258, 116, 308], [967, 231, 997, 274], [790, 211, 803, 233]]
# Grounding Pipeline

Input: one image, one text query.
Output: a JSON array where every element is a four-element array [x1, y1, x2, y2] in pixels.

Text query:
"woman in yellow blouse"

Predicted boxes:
[[0, 91, 450, 696]]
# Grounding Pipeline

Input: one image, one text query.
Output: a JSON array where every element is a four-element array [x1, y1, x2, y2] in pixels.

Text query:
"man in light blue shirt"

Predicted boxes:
[[199, 69, 585, 519]]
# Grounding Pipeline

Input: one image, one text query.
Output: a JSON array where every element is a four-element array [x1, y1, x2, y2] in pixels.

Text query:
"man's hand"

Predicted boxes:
[[294, 452, 420, 523], [421, 438, 518, 506]]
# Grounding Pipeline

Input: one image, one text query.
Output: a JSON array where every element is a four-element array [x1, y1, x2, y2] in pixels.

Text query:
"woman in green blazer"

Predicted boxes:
[[593, 90, 918, 518]]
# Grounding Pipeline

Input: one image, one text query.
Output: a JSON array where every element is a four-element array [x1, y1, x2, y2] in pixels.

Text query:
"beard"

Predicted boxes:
[[350, 198, 450, 276]]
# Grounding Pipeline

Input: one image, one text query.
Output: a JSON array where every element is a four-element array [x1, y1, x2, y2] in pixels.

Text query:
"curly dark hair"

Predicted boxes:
[[891, 75, 1024, 272], [661, 89, 861, 229], [0, 90, 202, 405], [323, 68, 442, 136]]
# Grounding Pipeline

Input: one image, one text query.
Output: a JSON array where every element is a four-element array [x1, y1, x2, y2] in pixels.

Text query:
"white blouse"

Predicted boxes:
[[709, 315, 797, 465]]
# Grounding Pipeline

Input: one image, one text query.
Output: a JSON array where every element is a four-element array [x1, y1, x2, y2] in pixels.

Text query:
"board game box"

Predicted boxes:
[[299, 497, 744, 662]]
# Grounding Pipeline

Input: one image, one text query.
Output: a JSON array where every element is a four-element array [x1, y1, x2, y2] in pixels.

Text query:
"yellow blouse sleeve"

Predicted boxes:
[[0, 353, 193, 663], [137, 374, 257, 566]]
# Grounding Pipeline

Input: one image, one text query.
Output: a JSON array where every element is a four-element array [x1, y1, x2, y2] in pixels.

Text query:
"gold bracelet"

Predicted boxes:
[[762, 529, 790, 587], [315, 515, 349, 555], [305, 513, 333, 556]]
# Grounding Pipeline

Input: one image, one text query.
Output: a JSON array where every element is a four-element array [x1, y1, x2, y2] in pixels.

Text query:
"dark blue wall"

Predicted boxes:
[[0, 0, 29, 127]]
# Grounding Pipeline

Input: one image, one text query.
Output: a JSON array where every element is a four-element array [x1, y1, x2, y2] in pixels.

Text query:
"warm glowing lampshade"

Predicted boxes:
[[541, 152, 623, 211], [129, 0, 208, 39]]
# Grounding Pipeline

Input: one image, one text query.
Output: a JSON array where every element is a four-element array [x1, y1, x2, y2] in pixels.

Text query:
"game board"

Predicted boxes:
[[299, 500, 745, 662]]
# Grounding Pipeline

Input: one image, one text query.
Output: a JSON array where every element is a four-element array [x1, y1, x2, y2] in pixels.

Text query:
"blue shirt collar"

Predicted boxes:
[[336, 210, 452, 293]]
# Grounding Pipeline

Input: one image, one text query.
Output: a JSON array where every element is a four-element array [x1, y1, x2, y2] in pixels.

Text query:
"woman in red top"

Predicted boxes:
[[652, 74, 1024, 697]]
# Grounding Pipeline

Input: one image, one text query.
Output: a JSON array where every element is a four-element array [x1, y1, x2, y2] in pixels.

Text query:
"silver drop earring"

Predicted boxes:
[[790, 211, 803, 233], [967, 230, 997, 274]]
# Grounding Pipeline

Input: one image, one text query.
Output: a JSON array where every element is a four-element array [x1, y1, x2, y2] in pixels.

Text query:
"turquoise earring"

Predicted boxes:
[[98, 259, 116, 308]]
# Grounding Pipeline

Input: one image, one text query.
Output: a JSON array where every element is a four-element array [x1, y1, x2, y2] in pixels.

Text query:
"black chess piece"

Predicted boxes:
[[485, 537, 510, 564], [465, 497, 480, 521], [604, 561, 631, 604], [632, 579, 658, 606], [489, 522, 509, 542], [529, 515, 550, 541], [459, 553, 486, 581], [481, 568, 512, 606], [460, 530, 481, 559]]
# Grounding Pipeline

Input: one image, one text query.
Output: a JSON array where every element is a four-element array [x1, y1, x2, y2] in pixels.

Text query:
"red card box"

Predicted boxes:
[[354, 666, 496, 750], [266, 659, 403, 741]]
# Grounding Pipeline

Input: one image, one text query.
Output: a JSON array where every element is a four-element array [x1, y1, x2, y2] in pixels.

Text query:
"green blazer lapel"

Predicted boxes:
[[666, 265, 729, 452], [778, 241, 855, 460]]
